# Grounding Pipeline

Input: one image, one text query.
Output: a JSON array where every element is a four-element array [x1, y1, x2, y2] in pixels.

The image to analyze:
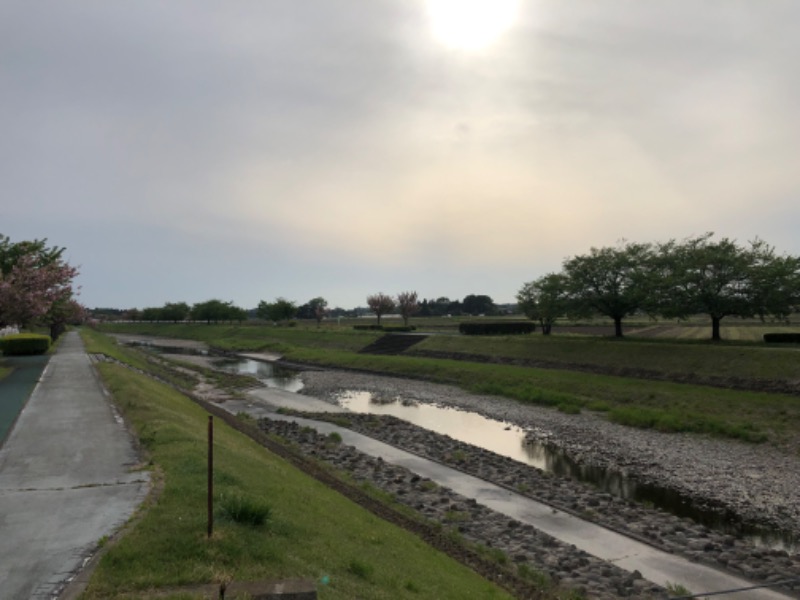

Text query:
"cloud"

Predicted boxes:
[[2, 1, 799, 309]]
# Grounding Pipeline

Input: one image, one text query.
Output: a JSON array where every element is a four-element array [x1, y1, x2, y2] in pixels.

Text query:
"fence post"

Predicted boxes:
[[208, 415, 213, 538]]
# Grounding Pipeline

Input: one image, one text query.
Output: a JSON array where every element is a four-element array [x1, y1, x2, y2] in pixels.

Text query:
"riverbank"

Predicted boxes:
[[297, 370, 800, 594]]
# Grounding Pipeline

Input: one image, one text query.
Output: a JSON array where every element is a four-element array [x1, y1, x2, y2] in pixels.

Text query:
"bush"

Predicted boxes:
[[217, 492, 272, 527], [763, 332, 800, 344], [0, 333, 51, 355], [458, 321, 535, 335], [353, 325, 416, 332]]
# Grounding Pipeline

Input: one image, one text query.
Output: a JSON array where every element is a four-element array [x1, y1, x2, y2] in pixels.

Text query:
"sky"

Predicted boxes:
[[2, 1, 799, 310]]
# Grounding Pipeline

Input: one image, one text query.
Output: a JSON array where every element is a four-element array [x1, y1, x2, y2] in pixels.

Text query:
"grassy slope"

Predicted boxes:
[[80, 329, 515, 600], [0, 364, 11, 381], [96, 323, 800, 445]]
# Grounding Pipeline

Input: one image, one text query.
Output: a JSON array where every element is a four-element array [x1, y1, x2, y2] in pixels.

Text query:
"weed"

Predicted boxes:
[[419, 479, 438, 492], [448, 449, 466, 463], [557, 402, 581, 415], [348, 559, 374, 580], [665, 581, 691, 596], [444, 510, 469, 522], [326, 431, 343, 444], [329, 416, 352, 427], [217, 492, 272, 528]]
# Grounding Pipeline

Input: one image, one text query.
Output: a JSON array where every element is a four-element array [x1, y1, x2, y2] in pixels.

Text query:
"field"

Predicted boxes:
[[96, 319, 800, 448]]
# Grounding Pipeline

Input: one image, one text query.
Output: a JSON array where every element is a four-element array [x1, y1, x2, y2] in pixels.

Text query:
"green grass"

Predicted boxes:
[[79, 357, 515, 599], [0, 364, 11, 382], [94, 323, 800, 446]]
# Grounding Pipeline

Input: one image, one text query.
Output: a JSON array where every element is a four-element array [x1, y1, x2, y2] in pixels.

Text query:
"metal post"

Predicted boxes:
[[208, 415, 213, 538]]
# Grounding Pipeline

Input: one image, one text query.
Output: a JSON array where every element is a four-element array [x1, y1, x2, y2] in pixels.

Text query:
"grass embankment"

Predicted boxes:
[[0, 365, 11, 381], [97, 323, 800, 445], [80, 329, 516, 600]]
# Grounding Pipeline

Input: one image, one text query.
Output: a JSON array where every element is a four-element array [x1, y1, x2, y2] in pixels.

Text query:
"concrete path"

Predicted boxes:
[[0, 332, 149, 600], [222, 389, 793, 600]]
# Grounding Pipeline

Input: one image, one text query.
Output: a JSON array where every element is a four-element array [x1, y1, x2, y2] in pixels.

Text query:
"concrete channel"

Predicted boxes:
[[222, 387, 794, 600]]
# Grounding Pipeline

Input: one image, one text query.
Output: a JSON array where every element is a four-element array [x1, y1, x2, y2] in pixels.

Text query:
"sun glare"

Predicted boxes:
[[426, 0, 519, 51]]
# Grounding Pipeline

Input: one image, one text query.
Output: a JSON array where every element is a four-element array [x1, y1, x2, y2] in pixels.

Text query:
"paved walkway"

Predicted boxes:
[[0, 332, 149, 600]]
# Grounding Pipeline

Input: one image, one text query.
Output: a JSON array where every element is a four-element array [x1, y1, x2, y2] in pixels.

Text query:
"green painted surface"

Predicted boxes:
[[0, 355, 50, 445]]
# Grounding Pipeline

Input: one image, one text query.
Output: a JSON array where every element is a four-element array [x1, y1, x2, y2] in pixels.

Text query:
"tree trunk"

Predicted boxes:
[[614, 317, 624, 338], [711, 315, 722, 341], [540, 320, 552, 335]]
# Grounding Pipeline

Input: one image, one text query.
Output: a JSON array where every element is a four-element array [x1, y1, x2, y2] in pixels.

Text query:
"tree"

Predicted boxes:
[[366, 292, 395, 326], [562, 241, 653, 337], [257, 298, 297, 323], [462, 294, 495, 316], [419, 296, 459, 317], [0, 235, 80, 332], [652, 234, 800, 341], [516, 273, 568, 335], [396, 291, 419, 327], [191, 299, 244, 324], [308, 297, 329, 327], [160, 301, 190, 323]]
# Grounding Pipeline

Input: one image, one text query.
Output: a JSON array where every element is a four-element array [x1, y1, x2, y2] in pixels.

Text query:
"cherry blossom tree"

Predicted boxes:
[[0, 235, 81, 333], [396, 291, 419, 327], [366, 292, 395, 326]]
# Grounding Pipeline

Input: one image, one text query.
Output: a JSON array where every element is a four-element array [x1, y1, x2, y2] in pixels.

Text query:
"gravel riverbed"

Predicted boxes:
[[294, 370, 800, 596]]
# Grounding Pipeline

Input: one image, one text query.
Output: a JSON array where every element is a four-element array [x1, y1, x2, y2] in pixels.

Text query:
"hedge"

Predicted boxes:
[[0, 333, 52, 355], [458, 321, 535, 335], [763, 332, 800, 344], [353, 325, 416, 332]]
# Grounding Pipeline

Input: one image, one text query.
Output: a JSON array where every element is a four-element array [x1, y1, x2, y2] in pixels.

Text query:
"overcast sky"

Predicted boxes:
[[2, 1, 798, 310]]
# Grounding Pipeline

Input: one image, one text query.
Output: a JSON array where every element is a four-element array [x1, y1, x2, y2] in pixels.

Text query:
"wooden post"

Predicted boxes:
[[208, 415, 213, 538]]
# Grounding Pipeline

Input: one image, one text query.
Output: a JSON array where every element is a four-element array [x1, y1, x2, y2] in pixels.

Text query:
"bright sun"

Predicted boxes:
[[426, 0, 520, 51]]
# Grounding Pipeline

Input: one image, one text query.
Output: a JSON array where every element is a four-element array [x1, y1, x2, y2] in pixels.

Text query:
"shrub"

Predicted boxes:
[[0, 333, 51, 355], [217, 492, 272, 527], [763, 332, 800, 344], [458, 321, 535, 335], [353, 325, 416, 332]]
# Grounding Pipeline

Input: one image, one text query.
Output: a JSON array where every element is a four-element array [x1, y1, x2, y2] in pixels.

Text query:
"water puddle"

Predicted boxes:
[[213, 358, 304, 393], [337, 390, 796, 554]]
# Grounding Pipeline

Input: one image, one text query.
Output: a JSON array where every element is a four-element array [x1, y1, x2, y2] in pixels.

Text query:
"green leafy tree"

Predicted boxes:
[[366, 292, 395, 326], [516, 273, 568, 335], [396, 291, 419, 327], [563, 241, 653, 337], [191, 299, 244, 324], [308, 297, 329, 326], [257, 297, 297, 323], [141, 307, 163, 321], [462, 294, 495, 316], [160, 301, 190, 323], [652, 234, 800, 341]]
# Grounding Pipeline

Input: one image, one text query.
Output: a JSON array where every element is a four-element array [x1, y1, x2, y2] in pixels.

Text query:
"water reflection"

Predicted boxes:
[[338, 390, 535, 465], [336, 390, 796, 553], [213, 358, 305, 393]]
